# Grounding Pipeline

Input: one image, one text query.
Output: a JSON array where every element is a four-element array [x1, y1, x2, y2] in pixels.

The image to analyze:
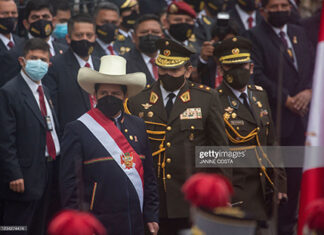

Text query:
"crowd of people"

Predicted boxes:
[[0, 0, 322, 234]]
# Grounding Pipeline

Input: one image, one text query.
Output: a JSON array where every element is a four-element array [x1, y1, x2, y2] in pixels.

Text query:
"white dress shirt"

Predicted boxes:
[[21, 70, 60, 157], [235, 4, 257, 30], [73, 52, 94, 69], [272, 24, 298, 69], [227, 83, 250, 106], [0, 33, 14, 50], [96, 38, 116, 55], [160, 84, 181, 106], [141, 52, 157, 79]]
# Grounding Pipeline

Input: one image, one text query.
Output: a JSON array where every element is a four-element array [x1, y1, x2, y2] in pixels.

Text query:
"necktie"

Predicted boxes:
[[107, 45, 115, 55], [149, 58, 158, 80], [165, 93, 176, 118], [84, 62, 97, 108], [239, 93, 254, 116], [279, 31, 288, 49], [247, 16, 254, 29], [37, 86, 56, 160], [7, 41, 14, 49]]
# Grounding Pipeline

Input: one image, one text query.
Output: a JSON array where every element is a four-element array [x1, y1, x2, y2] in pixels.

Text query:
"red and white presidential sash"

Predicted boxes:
[[78, 108, 144, 211]]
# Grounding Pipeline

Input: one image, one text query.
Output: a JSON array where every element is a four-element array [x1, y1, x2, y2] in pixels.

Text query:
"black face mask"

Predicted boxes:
[[169, 23, 194, 42], [159, 73, 185, 92], [0, 17, 16, 34], [96, 23, 116, 44], [29, 19, 53, 38], [267, 10, 290, 28], [238, 0, 257, 12], [121, 10, 139, 30], [70, 39, 95, 57], [96, 95, 123, 118], [205, 0, 223, 16], [138, 34, 161, 55], [223, 65, 250, 90]]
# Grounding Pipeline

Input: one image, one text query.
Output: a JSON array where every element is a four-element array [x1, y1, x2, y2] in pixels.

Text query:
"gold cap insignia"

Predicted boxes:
[[163, 49, 171, 57], [169, 4, 178, 13], [232, 48, 240, 55]]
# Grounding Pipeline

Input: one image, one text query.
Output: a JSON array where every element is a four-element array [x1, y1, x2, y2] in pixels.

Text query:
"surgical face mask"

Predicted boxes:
[[96, 95, 123, 118], [159, 73, 185, 92], [70, 39, 95, 57], [169, 23, 194, 42], [138, 34, 161, 54], [223, 64, 251, 90], [96, 23, 117, 44], [24, 59, 49, 81], [0, 17, 17, 34], [267, 10, 290, 28], [52, 22, 68, 39], [29, 19, 53, 38]]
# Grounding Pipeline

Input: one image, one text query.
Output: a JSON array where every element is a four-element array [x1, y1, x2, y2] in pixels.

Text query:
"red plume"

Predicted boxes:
[[305, 199, 324, 232], [48, 210, 107, 235], [182, 173, 233, 209]]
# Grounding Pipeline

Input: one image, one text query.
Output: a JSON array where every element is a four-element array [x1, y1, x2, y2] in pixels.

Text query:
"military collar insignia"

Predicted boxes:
[[141, 103, 152, 110], [149, 91, 159, 104], [180, 90, 191, 103], [228, 96, 239, 109]]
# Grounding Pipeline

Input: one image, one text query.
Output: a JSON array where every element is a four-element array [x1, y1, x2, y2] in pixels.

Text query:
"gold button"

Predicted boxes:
[[166, 126, 172, 131], [124, 129, 128, 133], [129, 135, 133, 140], [166, 158, 171, 163], [166, 174, 172, 179], [219, 89, 223, 93], [236, 127, 240, 130], [260, 172, 263, 176], [190, 125, 195, 130], [166, 142, 171, 147], [257, 127, 260, 131]]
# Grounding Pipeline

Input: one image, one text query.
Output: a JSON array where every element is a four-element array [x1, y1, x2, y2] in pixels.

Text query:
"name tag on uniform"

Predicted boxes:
[[180, 108, 202, 120], [45, 116, 53, 131], [230, 120, 244, 126]]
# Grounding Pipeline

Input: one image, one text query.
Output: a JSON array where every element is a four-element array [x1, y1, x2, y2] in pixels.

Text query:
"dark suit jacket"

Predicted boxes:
[[43, 48, 100, 132], [123, 48, 156, 85], [244, 19, 315, 139], [60, 110, 159, 234], [0, 38, 67, 87], [0, 74, 59, 201], [229, 6, 263, 35], [0, 33, 24, 55], [197, 58, 217, 88], [92, 41, 118, 59]]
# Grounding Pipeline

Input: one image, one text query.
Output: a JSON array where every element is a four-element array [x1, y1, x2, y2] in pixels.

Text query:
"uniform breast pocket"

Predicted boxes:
[[180, 120, 204, 142]]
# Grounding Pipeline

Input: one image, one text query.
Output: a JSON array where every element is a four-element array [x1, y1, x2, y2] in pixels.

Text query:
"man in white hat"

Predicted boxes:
[[59, 55, 159, 235]]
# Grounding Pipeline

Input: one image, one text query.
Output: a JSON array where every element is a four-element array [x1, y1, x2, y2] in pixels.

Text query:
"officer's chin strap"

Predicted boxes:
[[223, 118, 275, 189]]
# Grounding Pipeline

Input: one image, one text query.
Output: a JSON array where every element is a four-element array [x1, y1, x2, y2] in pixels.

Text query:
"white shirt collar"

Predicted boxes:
[[235, 4, 256, 29], [141, 52, 153, 65], [226, 82, 248, 102], [160, 83, 181, 105], [0, 33, 13, 49], [96, 38, 113, 49], [73, 52, 94, 68], [119, 28, 133, 38], [20, 70, 42, 93]]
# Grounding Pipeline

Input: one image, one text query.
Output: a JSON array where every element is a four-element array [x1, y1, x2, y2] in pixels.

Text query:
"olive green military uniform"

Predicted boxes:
[[217, 82, 286, 220], [126, 80, 229, 219]]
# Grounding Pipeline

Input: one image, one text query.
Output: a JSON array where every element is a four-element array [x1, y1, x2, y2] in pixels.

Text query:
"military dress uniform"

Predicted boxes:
[[125, 39, 229, 233], [214, 37, 287, 226]]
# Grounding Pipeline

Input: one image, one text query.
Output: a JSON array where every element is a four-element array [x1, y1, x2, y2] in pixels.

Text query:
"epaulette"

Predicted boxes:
[[248, 84, 264, 91], [189, 82, 213, 93], [143, 84, 152, 91]]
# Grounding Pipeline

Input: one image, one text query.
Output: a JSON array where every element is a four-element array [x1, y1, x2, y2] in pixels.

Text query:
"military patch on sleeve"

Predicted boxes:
[[149, 91, 159, 104], [180, 90, 191, 103]]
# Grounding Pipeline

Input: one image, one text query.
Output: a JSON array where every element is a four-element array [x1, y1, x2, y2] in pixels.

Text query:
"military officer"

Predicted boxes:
[[125, 38, 229, 234], [214, 36, 287, 234]]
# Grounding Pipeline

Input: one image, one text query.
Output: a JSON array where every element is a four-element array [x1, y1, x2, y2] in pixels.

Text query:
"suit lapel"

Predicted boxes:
[[19, 76, 46, 128], [287, 26, 302, 71], [134, 49, 154, 82], [248, 90, 261, 127], [168, 82, 191, 124]]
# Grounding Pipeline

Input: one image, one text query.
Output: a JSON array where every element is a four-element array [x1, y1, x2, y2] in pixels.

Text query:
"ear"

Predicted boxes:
[[259, 7, 267, 19], [131, 31, 136, 44], [65, 33, 71, 44], [250, 63, 254, 75], [163, 16, 170, 30], [184, 65, 193, 79], [18, 56, 25, 68], [22, 19, 30, 31]]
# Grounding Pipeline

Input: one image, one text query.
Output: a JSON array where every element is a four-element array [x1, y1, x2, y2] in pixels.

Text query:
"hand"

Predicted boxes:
[[285, 96, 298, 114], [9, 178, 25, 193], [292, 89, 312, 116], [147, 222, 159, 235], [277, 192, 288, 204], [200, 41, 215, 61]]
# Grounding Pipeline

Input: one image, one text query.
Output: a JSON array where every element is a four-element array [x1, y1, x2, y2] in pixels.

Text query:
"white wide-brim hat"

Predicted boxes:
[[78, 55, 146, 98]]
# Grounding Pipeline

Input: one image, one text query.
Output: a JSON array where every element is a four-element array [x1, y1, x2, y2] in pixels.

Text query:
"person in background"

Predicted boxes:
[[43, 14, 100, 133], [123, 14, 164, 85], [0, 0, 67, 87], [92, 1, 120, 58], [60, 55, 159, 235], [52, 1, 72, 43], [0, 0, 23, 55], [0, 38, 60, 235]]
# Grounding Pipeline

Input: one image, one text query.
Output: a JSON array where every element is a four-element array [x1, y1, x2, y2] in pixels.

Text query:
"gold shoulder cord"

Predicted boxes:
[[145, 121, 169, 191], [123, 98, 131, 115], [224, 118, 275, 187]]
